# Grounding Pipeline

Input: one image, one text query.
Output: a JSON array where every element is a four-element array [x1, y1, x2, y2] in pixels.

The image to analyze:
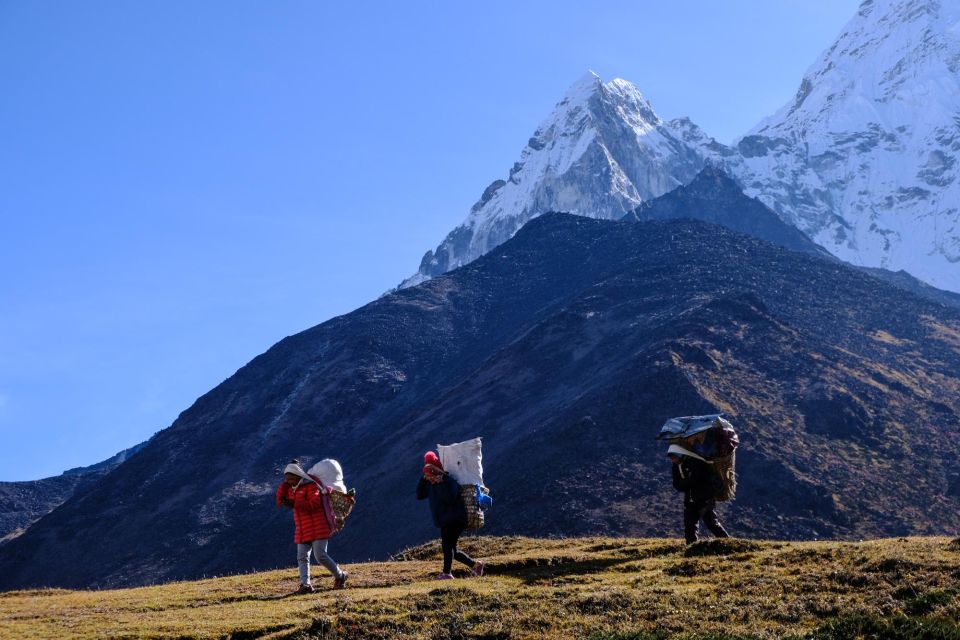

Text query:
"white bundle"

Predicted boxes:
[[307, 458, 347, 493], [437, 437, 484, 486]]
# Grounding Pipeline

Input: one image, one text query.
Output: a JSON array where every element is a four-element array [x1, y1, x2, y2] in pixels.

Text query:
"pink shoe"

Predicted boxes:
[[472, 560, 485, 577], [436, 573, 455, 580]]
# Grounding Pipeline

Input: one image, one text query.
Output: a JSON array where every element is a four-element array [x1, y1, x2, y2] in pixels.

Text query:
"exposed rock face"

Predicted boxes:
[[723, 0, 960, 292], [2, 213, 959, 590]]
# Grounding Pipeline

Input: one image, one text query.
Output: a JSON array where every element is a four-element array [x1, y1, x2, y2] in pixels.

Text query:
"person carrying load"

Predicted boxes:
[[659, 414, 738, 544], [416, 451, 485, 580], [275, 459, 349, 593], [669, 444, 730, 544]]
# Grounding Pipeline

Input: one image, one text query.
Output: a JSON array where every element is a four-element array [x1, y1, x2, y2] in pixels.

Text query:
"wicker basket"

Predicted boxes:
[[328, 490, 356, 531], [460, 484, 486, 530], [712, 451, 737, 502]]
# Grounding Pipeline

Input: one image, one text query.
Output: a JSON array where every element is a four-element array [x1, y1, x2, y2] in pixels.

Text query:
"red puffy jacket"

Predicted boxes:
[[276, 475, 335, 543]]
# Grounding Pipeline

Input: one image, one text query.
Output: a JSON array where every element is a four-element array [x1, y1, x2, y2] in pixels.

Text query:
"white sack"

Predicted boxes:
[[307, 458, 347, 493], [437, 437, 484, 486]]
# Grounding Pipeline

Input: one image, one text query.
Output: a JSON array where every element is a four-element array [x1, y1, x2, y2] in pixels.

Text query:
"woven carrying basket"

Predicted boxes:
[[460, 485, 485, 530], [712, 451, 737, 502], [328, 491, 355, 531]]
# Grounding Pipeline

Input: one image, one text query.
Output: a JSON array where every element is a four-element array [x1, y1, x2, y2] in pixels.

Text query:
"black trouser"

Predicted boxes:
[[440, 522, 475, 574], [683, 498, 729, 544]]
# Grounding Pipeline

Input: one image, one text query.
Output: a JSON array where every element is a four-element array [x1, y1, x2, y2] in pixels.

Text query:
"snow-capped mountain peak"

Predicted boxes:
[[403, 0, 960, 294], [400, 72, 715, 288]]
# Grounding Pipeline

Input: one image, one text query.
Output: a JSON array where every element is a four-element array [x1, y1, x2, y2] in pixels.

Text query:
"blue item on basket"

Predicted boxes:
[[475, 484, 493, 510]]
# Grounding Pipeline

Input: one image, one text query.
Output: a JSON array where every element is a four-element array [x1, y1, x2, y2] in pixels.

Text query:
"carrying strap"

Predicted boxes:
[[667, 444, 711, 463], [315, 477, 340, 533], [301, 475, 340, 533]]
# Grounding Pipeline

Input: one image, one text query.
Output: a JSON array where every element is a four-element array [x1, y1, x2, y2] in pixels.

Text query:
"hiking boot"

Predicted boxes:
[[333, 571, 349, 589], [294, 583, 315, 595], [472, 560, 485, 577], [436, 573, 455, 580]]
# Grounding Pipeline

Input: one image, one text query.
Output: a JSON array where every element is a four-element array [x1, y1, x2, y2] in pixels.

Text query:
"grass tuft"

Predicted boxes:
[[683, 538, 763, 557], [805, 614, 960, 640]]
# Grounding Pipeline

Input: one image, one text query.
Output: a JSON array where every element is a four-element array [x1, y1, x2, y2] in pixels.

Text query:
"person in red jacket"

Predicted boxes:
[[275, 460, 348, 593]]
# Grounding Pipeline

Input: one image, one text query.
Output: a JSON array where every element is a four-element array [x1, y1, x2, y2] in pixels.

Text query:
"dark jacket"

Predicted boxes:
[[417, 473, 467, 528], [672, 457, 718, 504]]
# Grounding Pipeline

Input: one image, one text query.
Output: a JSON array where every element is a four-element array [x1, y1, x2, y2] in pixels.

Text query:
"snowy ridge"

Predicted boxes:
[[723, 0, 960, 292], [400, 71, 715, 287]]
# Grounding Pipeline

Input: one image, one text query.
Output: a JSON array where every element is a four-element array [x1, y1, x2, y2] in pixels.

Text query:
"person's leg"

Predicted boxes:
[[700, 500, 729, 538], [440, 525, 457, 574], [683, 501, 700, 544], [448, 523, 476, 569], [297, 542, 312, 585], [311, 539, 343, 579]]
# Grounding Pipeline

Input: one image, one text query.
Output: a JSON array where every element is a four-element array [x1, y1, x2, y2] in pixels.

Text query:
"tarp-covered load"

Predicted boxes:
[[658, 414, 732, 441], [438, 438, 490, 530], [659, 414, 740, 502]]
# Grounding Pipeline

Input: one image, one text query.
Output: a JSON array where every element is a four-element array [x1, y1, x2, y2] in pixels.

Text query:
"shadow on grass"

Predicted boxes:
[[592, 615, 960, 640], [483, 555, 635, 585]]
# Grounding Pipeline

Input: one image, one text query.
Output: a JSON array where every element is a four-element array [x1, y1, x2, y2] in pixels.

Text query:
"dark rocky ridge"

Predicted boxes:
[[0, 443, 146, 544], [623, 166, 828, 258], [624, 167, 960, 310], [1, 214, 959, 590]]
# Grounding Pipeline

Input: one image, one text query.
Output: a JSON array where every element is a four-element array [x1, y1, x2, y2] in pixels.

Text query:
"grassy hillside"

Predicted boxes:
[[2, 536, 959, 639]]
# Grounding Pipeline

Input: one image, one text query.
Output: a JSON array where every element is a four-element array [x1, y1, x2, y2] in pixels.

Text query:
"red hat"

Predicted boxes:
[[423, 451, 443, 478]]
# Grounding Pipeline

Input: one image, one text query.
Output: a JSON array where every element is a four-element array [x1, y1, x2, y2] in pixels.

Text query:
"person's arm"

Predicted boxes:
[[416, 476, 429, 500], [672, 462, 694, 491], [276, 483, 294, 508]]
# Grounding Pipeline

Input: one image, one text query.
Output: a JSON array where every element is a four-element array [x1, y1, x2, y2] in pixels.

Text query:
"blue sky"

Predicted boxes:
[[0, 1, 860, 480]]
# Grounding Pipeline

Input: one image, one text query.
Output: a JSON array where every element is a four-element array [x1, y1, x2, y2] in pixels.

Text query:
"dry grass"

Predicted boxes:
[[1, 536, 959, 639], [868, 330, 912, 347]]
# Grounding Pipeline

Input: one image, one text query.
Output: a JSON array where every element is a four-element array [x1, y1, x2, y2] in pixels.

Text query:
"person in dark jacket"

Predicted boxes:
[[416, 451, 484, 579], [668, 444, 730, 544]]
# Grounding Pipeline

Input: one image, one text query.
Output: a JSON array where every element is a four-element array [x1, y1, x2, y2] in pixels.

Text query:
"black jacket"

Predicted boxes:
[[416, 473, 467, 528], [672, 457, 717, 503]]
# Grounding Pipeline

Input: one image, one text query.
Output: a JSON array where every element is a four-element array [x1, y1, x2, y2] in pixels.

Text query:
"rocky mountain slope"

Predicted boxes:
[[622, 166, 828, 257], [2, 212, 959, 590], [623, 166, 960, 309]]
